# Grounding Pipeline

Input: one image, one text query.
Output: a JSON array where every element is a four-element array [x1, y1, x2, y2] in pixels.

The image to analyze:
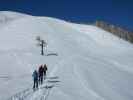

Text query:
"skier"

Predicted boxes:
[[38, 65, 44, 84], [32, 69, 38, 90], [43, 64, 48, 80]]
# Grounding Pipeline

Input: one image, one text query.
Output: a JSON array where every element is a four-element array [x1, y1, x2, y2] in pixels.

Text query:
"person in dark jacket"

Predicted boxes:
[[43, 64, 48, 80], [32, 69, 38, 90], [38, 65, 44, 84]]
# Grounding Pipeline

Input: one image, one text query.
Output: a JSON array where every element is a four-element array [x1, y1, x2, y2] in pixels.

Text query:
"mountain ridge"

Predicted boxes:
[[0, 11, 133, 100]]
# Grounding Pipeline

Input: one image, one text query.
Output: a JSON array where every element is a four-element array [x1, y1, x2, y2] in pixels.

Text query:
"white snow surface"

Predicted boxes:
[[0, 11, 133, 100]]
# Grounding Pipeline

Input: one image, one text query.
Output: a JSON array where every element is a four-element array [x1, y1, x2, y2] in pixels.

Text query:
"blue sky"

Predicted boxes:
[[0, 0, 133, 30]]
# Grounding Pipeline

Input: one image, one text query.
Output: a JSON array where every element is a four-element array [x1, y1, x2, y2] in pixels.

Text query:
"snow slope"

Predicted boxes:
[[0, 11, 30, 28], [0, 11, 133, 100]]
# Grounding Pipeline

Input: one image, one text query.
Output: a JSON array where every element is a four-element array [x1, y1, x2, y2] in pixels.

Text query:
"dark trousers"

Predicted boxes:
[[44, 73, 46, 80], [39, 75, 43, 84], [33, 79, 38, 89]]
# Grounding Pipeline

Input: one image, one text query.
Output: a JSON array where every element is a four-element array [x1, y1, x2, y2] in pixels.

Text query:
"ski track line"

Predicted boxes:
[[8, 87, 33, 100], [8, 77, 60, 100]]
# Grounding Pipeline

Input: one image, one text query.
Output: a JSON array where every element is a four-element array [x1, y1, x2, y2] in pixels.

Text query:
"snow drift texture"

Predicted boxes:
[[0, 11, 133, 100]]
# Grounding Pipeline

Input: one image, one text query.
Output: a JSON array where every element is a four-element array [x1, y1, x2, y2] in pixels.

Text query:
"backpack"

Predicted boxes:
[[32, 70, 38, 79], [44, 65, 47, 71]]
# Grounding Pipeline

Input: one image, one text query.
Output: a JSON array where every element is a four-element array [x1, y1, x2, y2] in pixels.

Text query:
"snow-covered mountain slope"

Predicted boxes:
[[0, 11, 133, 100], [0, 11, 31, 27]]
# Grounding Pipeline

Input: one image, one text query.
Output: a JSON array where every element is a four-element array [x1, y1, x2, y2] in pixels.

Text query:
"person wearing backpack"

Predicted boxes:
[[32, 69, 38, 90], [43, 64, 48, 80], [38, 65, 44, 84]]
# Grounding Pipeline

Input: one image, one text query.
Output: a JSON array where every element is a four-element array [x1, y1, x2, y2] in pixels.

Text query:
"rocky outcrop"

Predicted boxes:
[[95, 21, 133, 43]]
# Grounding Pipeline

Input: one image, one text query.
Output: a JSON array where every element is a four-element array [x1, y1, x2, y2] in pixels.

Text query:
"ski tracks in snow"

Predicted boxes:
[[8, 77, 60, 100]]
